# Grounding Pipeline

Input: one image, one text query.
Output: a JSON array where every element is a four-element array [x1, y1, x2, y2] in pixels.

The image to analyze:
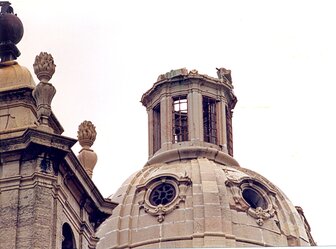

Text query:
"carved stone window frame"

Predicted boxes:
[[137, 173, 191, 223], [225, 176, 276, 226]]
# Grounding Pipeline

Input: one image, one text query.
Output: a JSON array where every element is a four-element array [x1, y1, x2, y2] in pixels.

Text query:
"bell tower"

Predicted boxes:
[[141, 68, 238, 165]]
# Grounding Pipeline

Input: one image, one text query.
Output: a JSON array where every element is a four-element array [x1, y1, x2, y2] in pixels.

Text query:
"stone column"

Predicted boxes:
[[217, 98, 228, 153], [147, 107, 154, 158], [187, 86, 203, 146], [160, 95, 172, 151]]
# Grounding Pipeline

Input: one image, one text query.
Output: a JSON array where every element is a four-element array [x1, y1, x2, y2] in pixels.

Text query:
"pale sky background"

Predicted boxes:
[[12, 0, 336, 246]]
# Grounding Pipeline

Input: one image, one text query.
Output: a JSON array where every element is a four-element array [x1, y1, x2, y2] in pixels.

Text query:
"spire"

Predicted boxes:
[[0, 1, 23, 63], [77, 120, 98, 178]]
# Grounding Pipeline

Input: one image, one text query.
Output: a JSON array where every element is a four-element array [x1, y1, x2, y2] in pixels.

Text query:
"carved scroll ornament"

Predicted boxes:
[[138, 174, 191, 223], [224, 169, 276, 226]]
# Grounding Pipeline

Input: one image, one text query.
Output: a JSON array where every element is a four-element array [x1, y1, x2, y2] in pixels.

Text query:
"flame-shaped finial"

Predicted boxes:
[[33, 52, 56, 82], [77, 121, 98, 178]]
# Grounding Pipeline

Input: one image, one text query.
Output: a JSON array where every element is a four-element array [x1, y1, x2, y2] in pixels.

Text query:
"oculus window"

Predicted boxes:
[[242, 188, 267, 210], [149, 182, 176, 206]]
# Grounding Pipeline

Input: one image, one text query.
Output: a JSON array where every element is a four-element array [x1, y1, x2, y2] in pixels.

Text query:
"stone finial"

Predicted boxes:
[[33, 52, 56, 83], [0, 2, 24, 63], [32, 52, 56, 133], [77, 121, 97, 178], [78, 121, 97, 148]]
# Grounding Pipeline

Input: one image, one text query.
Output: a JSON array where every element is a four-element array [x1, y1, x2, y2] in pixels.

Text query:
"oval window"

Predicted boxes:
[[242, 188, 267, 209], [149, 183, 176, 206]]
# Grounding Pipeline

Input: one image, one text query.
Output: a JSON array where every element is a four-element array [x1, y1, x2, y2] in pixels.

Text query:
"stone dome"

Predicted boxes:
[[0, 62, 35, 92], [0, 62, 38, 135], [97, 148, 311, 248], [97, 69, 315, 248]]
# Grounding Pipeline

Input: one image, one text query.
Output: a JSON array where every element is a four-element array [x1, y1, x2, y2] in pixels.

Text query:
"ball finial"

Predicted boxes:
[[0, 2, 24, 62]]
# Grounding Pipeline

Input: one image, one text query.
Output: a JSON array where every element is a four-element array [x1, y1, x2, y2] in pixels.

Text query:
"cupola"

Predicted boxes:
[[97, 68, 315, 248], [141, 68, 238, 166]]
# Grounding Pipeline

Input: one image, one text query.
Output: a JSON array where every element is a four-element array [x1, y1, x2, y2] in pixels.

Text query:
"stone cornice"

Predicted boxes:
[[145, 146, 240, 167], [141, 73, 236, 107], [64, 152, 117, 213], [0, 127, 76, 153], [0, 86, 35, 103], [0, 127, 116, 229]]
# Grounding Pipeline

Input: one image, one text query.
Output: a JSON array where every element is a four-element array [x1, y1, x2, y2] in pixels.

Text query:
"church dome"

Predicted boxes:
[[97, 68, 314, 248], [0, 62, 36, 92], [97, 153, 311, 248]]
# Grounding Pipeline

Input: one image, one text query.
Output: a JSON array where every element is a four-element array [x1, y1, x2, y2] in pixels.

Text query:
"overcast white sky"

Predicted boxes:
[[13, 0, 336, 246]]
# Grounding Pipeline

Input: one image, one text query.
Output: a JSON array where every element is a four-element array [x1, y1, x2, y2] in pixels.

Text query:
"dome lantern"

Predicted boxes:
[[141, 68, 238, 166], [97, 68, 315, 248]]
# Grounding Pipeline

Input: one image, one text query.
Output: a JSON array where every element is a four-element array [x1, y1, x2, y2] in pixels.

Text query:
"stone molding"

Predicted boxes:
[[0, 128, 76, 154], [142, 72, 235, 108], [145, 146, 240, 167], [115, 232, 275, 249]]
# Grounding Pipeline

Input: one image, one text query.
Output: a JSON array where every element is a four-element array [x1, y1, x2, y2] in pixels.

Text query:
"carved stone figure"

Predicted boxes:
[[216, 67, 232, 83]]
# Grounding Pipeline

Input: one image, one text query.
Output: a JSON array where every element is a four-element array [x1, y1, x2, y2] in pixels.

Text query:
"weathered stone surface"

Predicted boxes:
[[0, 129, 115, 249], [97, 157, 312, 248]]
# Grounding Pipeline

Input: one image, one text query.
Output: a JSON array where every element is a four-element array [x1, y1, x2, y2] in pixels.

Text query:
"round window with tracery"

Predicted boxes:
[[149, 183, 176, 206]]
